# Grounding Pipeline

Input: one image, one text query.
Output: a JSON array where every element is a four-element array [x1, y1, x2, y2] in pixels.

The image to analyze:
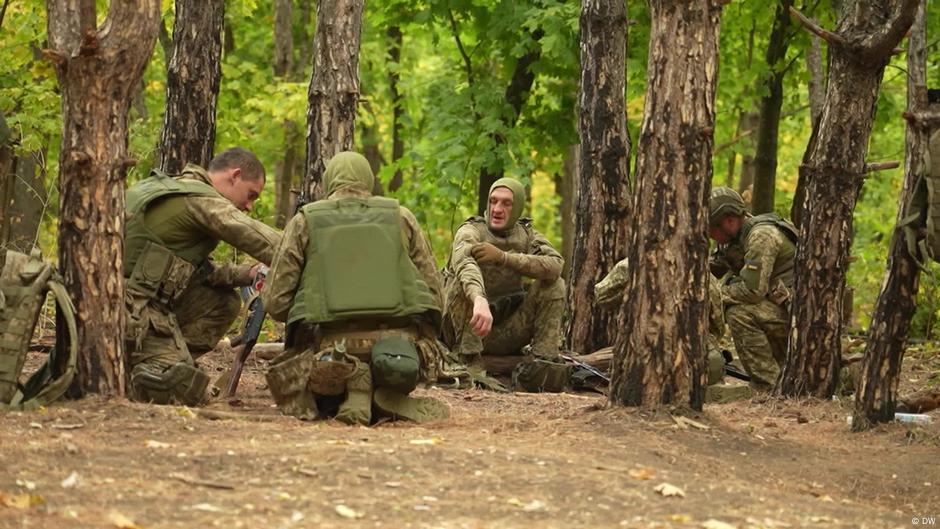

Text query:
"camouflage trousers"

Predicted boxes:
[[725, 300, 788, 391], [127, 282, 241, 403], [443, 278, 565, 359]]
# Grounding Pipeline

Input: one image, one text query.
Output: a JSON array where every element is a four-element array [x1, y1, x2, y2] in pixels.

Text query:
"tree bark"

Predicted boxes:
[[751, 0, 793, 214], [157, 0, 224, 174], [779, 0, 919, 398], [566, 0, 631, 355], [609, 0, 721, 410], [386, 25, 405, 192], [46, 0, 161, 396], [303, 0, 365, 201], [852, 0, 927, 431]]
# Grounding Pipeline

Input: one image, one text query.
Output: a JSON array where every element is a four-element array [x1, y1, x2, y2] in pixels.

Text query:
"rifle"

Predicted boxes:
[[223, 265, 268, 398]]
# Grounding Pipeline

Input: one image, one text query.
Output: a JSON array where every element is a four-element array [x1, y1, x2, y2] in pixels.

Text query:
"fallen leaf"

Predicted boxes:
[[702, 520, 736, 529], [145, 440, 170, 449], [628, 468, 656, 480], [108, 510, 145, 529], [334, 504, 363, 519], [61, 471, 80, 489], [409, 437, 443, 445], [654, 483, 686, 498]]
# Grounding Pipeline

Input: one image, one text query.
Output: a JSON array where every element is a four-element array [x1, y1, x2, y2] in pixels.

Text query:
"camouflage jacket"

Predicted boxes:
[[444, 217, 563, 303], [261, 188, 444, 323]]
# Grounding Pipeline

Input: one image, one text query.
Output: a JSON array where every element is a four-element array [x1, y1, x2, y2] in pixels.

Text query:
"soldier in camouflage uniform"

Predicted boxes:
[[125, 148, 281, 406], [260, 151, 454, 424], [442, 177, 568, 392], [707, 187, 797, 391]]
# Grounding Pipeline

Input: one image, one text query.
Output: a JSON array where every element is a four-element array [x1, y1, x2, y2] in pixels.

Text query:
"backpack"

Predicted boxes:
[[0, 250, 77, 410]]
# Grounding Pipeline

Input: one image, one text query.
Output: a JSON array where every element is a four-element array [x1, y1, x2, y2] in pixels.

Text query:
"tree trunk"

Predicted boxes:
[[46, 0, 161, 396], [387, 25, 405, 192], [558, 144, 578, 283], [273, 0, 296, 227], [750, 0, 793, 214], [475, 30, 543, 216], [303, 0, 364, 201], [609, 0, 721, 410], [7, 151, 48, 254], [157, 0, 224, 174], [566, 0, 631, 355], [778, 0, 919, 398], [852, 1, 927, 431]]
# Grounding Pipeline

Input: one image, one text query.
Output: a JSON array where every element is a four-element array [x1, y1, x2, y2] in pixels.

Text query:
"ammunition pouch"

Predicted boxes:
[[371, 336, 420, 394], [511, 355, 572, 393], [131, 362, 208, 406], [0, 250, 78, 411]]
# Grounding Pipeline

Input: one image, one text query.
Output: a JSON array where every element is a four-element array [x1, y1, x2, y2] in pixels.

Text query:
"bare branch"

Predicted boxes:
[[865, 161, 900, 173], [788, 6, 847, 48]]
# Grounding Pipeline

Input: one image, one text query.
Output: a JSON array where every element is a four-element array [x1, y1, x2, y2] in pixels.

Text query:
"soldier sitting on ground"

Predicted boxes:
[[260, 151, 450, 424], [707, 186, 797, 392], [441, 177, 569, 392], [125, 148, 280, 406]]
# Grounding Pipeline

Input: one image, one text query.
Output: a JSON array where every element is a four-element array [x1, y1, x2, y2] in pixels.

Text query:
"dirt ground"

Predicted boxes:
[[1, 346, 939, 529]]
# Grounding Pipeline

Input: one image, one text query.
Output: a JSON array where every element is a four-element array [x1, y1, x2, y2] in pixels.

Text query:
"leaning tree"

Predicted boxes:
[[46, 0, 162, 396], [778, 0, 919, 398], [565, 0, 632, 356], [853, 0, 931, 430], [610, 0, 722, 410]]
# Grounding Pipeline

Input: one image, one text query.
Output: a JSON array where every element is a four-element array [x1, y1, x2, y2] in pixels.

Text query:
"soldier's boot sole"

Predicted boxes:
[[373, 387, 450, 423]]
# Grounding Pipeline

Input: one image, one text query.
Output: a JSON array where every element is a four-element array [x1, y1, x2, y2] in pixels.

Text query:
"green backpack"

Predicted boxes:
[[0, 250, 78, 411]]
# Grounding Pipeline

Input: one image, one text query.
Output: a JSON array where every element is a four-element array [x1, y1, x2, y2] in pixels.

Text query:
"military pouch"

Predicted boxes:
[[370, 336, 420, 394], [511, 355, 572, 393]]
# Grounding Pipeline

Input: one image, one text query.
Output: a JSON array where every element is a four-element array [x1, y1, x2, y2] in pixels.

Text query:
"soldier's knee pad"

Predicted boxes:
[[132, 362, 208, 406], [511, 356, 571, 393]]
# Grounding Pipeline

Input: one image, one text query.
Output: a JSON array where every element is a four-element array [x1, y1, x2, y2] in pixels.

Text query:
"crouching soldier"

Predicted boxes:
[[124, 148, 280, 406], [442, 177, 569, 392], [260, 152, 449, 424]]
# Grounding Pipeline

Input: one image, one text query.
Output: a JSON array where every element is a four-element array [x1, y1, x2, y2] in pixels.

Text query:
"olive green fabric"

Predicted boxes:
[[511, 355, 572, 393], [125, 169, 221, 277], [737, 213, 798, 290], [0, 250, 78, 411], [486, 177, 527, 230], [287, 197, 438, 325], [324, 151, 375, 197], [709, 186, 747, 225], [371, 336, 420, 394]]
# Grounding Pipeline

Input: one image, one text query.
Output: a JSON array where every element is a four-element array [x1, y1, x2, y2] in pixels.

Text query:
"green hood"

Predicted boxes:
[[486, 177, 526, 230], [324, 152, 375, 197]]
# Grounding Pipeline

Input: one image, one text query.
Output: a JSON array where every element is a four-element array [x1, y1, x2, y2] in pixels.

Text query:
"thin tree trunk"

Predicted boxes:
[[475, 30, 543, 216], [852, 0, 927, 431], [779, 0, 919, 398], [566, 0, 631, 355], [46, 0, 161, 396], [303, 0, 364, 201], [751, 0, 793, 214], [387, 25, 405, 192], [157, 0, 223, 174], [609, 0, 721, 410]]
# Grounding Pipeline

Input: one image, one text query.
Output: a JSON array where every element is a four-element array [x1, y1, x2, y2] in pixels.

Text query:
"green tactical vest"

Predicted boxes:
[[287, 197, 439, 325], [0, 250, 77, 411], [124, 171, 220, 298], [738, 213, 798, 288]]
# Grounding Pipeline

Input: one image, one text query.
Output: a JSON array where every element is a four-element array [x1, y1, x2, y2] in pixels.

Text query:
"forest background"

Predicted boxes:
[[2, 0, 939, 335]]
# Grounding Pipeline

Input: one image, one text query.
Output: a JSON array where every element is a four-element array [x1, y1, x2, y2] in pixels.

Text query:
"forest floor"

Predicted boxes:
[[1, 344, 939, 529]]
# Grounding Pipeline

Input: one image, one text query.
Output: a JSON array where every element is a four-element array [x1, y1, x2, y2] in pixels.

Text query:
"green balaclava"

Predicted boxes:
[[486, 177, 526, 231], [324, 151, 375, 197]]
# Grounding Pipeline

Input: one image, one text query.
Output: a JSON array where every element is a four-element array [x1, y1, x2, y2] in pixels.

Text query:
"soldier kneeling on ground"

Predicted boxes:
[[260, 152, 450, 424]]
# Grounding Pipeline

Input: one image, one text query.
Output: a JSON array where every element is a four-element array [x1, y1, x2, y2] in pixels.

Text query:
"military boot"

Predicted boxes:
[[335, 356, 372, 426], [373, 388, 450, 423]]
